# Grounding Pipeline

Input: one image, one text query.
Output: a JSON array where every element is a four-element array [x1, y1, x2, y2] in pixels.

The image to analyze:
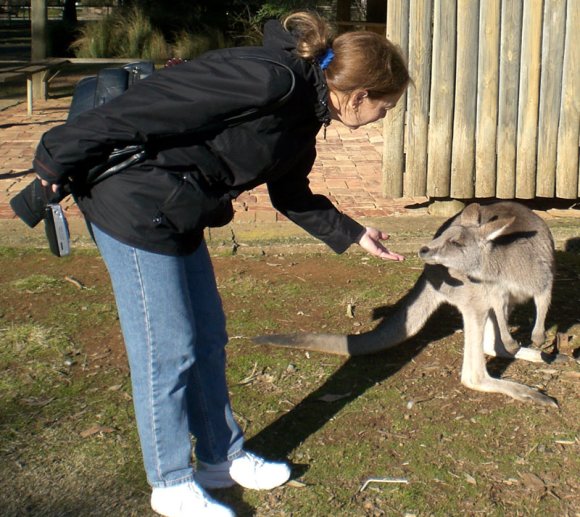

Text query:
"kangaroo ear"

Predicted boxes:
[[460, 203, 481, 226], [482, 216, 516, 241]]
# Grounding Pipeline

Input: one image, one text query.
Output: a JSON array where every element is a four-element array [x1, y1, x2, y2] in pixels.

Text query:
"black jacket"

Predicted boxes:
[[33, 21, 365, 255]]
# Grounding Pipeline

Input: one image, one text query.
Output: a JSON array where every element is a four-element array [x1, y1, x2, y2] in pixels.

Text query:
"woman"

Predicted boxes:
[[34, 11, 410, 517]]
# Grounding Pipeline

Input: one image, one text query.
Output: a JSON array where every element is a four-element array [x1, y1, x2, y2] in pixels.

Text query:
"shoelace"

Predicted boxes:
[[245, 452, 265, 471], [185, 482, 210, 507]]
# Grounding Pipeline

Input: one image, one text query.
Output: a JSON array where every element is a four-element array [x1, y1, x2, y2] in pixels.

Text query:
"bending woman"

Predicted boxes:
[[32, 11, 410, 517]]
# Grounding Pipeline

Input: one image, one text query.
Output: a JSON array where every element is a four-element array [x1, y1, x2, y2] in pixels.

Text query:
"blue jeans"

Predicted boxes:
[[91, 224, 244, 487]]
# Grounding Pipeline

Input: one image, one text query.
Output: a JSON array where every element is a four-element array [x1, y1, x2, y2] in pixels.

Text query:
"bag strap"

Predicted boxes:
[[86, 56, 296, 187]]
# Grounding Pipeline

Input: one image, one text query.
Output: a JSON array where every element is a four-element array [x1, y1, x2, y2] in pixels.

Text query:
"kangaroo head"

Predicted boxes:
[[418, 203, 516, 276]]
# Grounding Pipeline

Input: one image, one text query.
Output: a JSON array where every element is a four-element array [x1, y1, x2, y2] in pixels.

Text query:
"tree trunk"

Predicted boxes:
[[62, 0, 77, 24], [31, 0, 47, 61]]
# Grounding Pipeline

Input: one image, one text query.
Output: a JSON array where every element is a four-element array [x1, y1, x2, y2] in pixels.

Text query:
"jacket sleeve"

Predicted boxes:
[[267, 148, 365, 254], [33, 55, 295, 184]]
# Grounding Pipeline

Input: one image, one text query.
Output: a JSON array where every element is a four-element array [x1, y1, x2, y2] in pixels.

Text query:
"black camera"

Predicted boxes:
[[10, 179, 71, 257], [10, 177, 67, 228], [44, 203, 70, 257]]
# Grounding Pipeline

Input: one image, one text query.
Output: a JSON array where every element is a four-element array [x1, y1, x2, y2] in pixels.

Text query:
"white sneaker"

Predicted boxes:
[[195, 451, 291, 490], [151, 481, 235, 517]]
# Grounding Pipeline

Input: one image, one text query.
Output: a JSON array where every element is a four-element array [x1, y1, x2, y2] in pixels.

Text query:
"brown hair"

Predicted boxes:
[[283, 11, 410, 99]]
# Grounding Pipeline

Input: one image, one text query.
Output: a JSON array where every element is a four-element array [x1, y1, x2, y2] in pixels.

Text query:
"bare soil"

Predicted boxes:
[[0, 237, 579, 516]]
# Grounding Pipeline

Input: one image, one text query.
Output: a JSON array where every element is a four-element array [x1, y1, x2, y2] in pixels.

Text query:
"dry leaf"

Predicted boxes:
[[464, 473, 477, 485], [346, 303, 355, 318], [286, 480, 307, 488], [107, 384, 123, 391], [21, 397, 55, 407], [64, 275, 85, 289], [519, 472, 546, 491], [80, 425, 115, 438]]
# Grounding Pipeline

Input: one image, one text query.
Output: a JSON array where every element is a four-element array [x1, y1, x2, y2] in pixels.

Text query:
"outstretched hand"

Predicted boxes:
[[357, 227, 404, 261]]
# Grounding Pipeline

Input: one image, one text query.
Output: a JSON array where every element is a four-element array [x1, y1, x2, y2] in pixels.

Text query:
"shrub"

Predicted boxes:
[[71, 15, 118, 58], [72, 6, 168, 60], [171, 27, 230, 60]]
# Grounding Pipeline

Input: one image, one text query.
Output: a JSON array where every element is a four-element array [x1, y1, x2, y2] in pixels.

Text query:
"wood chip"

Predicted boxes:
[[346, 303, 355, 318], [286, 480, 307, 488], [64, 275, 85, 289], [464, 473, 477, 485], [80, 425, 115, 438], [519, 472, 546, 491], [360, 477, 409, 491]]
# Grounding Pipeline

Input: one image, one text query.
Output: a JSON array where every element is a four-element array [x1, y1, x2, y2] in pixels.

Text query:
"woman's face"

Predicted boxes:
[[328, 89, 404, 129]]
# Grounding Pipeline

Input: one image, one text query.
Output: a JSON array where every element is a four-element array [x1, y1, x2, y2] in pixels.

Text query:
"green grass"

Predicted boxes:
[[0, 246, 578, 516]]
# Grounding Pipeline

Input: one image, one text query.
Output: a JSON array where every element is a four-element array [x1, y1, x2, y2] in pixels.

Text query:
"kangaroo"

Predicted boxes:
[[254, 201, 570, 407]]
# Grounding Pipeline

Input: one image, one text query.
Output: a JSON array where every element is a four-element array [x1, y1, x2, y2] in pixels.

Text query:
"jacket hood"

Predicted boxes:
[[262, 19, 331, 127], [262, 19, 297, 52]]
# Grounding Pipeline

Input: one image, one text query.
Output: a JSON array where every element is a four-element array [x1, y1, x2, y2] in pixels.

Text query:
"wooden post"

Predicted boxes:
[[475, 0, 500, 198], [336, 0, 351, 33], [427, 0, 456, 198], [450, 0, 479, 199], [382, 0, 409, 198], [536, 0, 566, 197], [556, 0, 580, 199], [31, 0, 48, 105], [496, 0, 522, 199], [515, 1, 542, 199], [405, 0, 432, 197], [366, 0, 387, 23]]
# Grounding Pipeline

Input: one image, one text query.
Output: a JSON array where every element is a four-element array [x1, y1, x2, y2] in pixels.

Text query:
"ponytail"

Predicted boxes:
[[283, 11, 410, 98]]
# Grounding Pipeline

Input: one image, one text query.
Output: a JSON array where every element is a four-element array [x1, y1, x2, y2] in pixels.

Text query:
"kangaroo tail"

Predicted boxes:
[[253, 273, 444, 356], [252, 333, 351, 355]]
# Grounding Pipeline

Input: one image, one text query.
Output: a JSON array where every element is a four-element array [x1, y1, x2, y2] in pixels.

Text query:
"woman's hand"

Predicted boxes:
[[357, 226, 404, 261], [38, 176, 60, 194]]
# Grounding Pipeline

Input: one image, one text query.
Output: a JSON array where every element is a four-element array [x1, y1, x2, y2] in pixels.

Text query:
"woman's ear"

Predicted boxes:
[[351, 89, 369, 109]]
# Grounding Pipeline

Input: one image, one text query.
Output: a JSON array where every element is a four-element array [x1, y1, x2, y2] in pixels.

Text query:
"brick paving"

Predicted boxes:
[[0, 97, 427, 223]]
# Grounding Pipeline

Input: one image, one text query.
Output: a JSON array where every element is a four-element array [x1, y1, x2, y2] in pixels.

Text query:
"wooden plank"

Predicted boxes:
[[515, 0, 542, 199], [427, 0, 456, 198], [31, 0, 47, 100], [450, 0, 479, 199], [475, 0, 500, 198], [496, 0, 523, 198], [404, 0, 432, 197], [0, 71, 28, 82], [382, 0, 409, 198], [536, 0, 566, 197], [556, 0, 580, 199], [0, 59, 69, 114]]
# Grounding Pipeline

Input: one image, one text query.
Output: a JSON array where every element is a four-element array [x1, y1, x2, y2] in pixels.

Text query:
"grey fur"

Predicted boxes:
[[254, 201, 569, 407]]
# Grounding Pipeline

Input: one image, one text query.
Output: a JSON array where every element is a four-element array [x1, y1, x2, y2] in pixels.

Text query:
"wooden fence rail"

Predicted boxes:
[[382, 0, 579, 200]]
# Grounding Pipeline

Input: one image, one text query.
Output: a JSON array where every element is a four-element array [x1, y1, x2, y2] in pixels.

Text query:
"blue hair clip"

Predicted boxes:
[[319, 48, 335, 70]]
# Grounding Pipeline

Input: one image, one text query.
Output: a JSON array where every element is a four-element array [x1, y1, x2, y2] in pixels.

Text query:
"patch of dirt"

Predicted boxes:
[[1, 247, 579, 515]]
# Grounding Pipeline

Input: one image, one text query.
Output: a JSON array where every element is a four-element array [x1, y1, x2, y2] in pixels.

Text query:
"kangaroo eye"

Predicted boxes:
[[450, 240, 464, 248]]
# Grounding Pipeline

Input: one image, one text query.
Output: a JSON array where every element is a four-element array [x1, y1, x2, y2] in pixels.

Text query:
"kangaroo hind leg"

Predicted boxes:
[[462, 309, 557, 407]]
